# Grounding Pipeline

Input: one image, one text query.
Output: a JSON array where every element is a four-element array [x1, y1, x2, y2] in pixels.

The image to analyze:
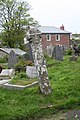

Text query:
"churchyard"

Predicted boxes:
[[0, 28, 80, 119], [0, 52, 80, 119], [0, 0, 80, 119], [0, 52, 38, 90]]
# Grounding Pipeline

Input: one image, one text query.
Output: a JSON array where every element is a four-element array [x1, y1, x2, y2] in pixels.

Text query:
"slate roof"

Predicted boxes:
[[38, 26, 70, 34], [0, 48, 26, 56]]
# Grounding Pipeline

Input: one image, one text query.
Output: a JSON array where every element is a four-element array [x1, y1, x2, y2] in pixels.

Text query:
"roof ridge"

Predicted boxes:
[[39, 26, 70, 33], [40, 25, 68, 32]]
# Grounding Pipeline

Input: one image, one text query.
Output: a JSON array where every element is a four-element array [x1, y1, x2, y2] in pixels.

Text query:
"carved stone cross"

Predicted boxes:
[[27, 27, 52, 95]]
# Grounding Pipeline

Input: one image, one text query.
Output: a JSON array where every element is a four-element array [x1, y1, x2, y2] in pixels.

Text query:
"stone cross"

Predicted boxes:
[[25, 42, 34, 62], [27, 27, 52, 95]]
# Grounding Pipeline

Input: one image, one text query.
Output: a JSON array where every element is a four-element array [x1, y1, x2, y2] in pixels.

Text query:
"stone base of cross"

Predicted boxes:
[[38, 65, 52, 95]]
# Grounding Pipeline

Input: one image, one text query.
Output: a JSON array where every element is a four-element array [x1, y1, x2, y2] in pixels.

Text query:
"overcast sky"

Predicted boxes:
[[26, 0, 80, 33]]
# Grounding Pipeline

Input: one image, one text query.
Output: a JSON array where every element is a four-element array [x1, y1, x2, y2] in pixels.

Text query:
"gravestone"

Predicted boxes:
[[26, 66, 37, 78], [0, 69, 15, 79], [61, 45, 65, 55], [52, 45, 63, 61], [47, 44, 54, 57], [24, 42, 34, 62], [8, 50, 18, 69]]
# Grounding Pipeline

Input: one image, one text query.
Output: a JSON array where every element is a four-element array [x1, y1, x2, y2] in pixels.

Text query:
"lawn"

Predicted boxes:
[[9, 72, 38, 86], [0, 55, 80, 120]]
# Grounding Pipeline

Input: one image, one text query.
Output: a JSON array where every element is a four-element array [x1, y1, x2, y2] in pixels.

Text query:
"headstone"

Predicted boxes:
[[26, 66, 37, 78], [52, 45, 63, 60], [8, 50, 18, 69], [25, 42, 34, 62], [61, 45, 65, 55], [0, 69, 15, 79], [47, 44, 54, 57]]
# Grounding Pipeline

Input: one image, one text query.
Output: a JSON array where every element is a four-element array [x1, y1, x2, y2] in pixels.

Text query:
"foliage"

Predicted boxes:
[[18, 71, 27, 79], [0, 56, 8, 63], [15, 59, 34, 72], [0, 0, 38, 48], [15, 59, 25, 72], [0, 56, 80, 119], [66, 48, 73, 55], [0, 56, 8, 69], [44, 53, 52, 63], [26, 60, 34, 66], [10, 71, 37, 85]]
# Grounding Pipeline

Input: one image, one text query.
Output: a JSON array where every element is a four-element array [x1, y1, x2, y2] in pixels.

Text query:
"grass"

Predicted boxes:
[[0, 55, 80, 120], [10, 78, 38, 85], [9, 72, 38, 85]]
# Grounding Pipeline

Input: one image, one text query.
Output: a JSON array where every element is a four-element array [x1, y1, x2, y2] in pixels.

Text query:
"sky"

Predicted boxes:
[[24, 0, 80, 34]]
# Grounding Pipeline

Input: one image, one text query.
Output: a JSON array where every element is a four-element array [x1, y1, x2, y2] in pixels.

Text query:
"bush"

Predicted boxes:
[[15, 60, 25, 72], [0, 56, 8, 63], [26, 60, 34, 66], [66, 48, 73, 55], [15, 59, 34, 72], [18, 72, 27, 78]]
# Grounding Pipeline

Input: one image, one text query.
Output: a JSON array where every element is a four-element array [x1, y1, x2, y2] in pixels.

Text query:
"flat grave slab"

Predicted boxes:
[[0, 79, 10, 85], [0, 69, 15, 80]]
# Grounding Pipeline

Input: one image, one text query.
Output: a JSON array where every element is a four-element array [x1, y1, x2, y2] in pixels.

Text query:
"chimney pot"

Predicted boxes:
[[60, 24, 64, 30]]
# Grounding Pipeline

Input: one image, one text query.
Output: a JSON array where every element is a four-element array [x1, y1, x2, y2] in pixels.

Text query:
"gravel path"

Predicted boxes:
[[66, 110, 80, 120]]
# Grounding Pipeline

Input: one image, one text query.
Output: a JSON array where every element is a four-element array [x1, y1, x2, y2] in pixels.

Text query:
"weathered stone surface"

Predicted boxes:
[[8, 50, 18, 69], [26, 27, 52, 95], [0, 79, 10, 85], [3, 83, 26, 90], [24, 42, 34, 61], [3, 81, 38, 90], [26, 66, 37, 78], [0, 69, 15, 79], [47, 44, 54, 57], [52, 45, 63, 61]]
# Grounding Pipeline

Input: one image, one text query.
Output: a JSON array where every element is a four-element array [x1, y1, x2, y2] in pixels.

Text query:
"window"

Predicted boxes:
[[56, 34, 60, 41], [46, 34, 51, 41]]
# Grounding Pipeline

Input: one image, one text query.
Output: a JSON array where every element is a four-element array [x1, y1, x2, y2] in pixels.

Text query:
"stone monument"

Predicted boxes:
[[8, 50, 18, 69], [26, 26, 52, 95], [52, 45, 63, 61]]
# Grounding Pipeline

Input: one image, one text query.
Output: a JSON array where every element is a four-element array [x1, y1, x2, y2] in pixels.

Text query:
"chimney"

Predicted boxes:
[[60, 24, 64, 30]]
